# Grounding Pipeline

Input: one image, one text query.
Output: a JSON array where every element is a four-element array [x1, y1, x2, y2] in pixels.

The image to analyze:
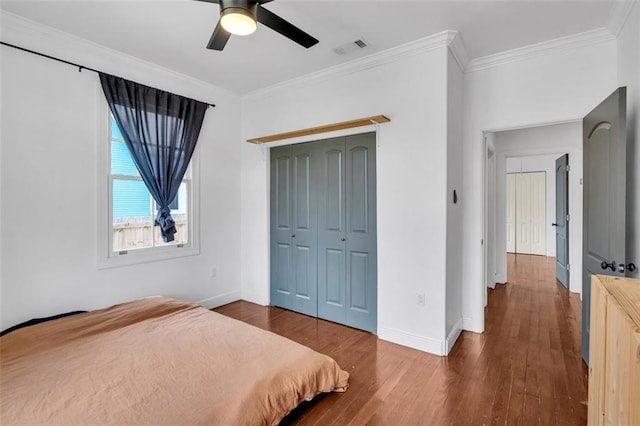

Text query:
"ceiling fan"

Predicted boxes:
[[195, 0, 319, 51]]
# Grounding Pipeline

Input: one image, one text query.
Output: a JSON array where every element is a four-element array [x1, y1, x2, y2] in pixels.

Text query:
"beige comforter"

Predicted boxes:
[[0, 297, 349, 425]]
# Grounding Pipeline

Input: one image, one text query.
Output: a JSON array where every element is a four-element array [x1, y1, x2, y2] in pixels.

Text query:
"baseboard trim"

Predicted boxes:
[[240, 291, 269, 306], [378, 326, 444, 356], [196, 291, 241, 309], [445, 319, 464, 354], [462, 316, 483, 333]]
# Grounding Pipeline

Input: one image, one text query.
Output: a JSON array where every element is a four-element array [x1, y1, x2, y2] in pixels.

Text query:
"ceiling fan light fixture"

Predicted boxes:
[[220, 7, 257, 36]]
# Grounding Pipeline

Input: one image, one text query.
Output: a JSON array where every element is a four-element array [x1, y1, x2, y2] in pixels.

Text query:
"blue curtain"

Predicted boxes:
[[100, 73, 208, 242]]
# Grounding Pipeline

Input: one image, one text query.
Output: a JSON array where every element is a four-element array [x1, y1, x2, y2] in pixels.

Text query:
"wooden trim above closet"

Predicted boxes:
[[246, 115, 390, 144]]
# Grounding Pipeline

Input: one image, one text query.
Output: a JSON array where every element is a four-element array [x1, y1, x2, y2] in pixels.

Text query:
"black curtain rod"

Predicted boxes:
[[0, 41, 216, 108]]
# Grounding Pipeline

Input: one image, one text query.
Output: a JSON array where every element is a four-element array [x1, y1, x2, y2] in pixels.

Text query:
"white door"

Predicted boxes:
[[506, 173, 516, 253], [508, 172, 546, 255], [515, 173, 533, 253], [529, 172, 546, 255]]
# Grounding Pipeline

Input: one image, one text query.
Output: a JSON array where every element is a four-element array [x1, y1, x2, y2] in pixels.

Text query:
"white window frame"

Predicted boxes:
[[97, 94, 200, 269]]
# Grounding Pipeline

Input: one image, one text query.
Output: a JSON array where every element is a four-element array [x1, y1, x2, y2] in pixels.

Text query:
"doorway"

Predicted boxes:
[[483, 122, 583, 294]]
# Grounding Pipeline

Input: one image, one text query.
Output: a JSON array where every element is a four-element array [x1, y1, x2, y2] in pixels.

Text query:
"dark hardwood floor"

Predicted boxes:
[[214, 254, 588, 425]]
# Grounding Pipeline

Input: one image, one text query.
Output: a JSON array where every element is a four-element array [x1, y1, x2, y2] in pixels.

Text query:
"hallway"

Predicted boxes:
[[215, 253, 588, 425], [481, 253, 588, 424]]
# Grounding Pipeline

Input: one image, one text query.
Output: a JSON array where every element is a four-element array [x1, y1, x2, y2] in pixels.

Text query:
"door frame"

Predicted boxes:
[[483, 133, 497, 309], [482, 120, 584, 300], [266, 127, 381, 331]]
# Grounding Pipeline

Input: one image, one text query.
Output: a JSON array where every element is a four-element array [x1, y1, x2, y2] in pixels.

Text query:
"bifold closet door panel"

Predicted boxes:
[[510, 171, 546, 255], [515, 173, 533, 254], [270, 146, 294, 310], [271, 133, 377, 333], [290, 143, 318, 316], [317, 137, 348, 324], [506, 173, 516, 253], [528, 172, 546, 256], [345, 133, 377, 333], [270, 143, 318, 316]]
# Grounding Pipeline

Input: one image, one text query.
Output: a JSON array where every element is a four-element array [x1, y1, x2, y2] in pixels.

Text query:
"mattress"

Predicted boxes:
[[0, 297, 349, 425]]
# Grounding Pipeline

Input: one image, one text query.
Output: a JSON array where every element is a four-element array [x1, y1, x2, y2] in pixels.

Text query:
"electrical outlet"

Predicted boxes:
[[417, 293, 425, 306], [211, 267, 217, 278]]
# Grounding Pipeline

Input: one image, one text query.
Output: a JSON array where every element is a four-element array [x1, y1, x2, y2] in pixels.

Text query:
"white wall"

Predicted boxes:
[[445, 50, 464, 352], [505, 154, 560, 258], [241, 34, 455, 354], [0, 13, 243, 329], [462, 37, 618, 332], [617, 2, 640, 278]]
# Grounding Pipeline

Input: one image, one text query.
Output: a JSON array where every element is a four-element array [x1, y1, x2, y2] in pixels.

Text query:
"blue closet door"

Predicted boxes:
[[317, 133, 377, 332], [316, 137, 348, 324], [290, 143, 318, 316], [271, 133, 377, 333], [344, 133, 377, 332], [270, 146, 294, 310], [270, 143, 317, 316]]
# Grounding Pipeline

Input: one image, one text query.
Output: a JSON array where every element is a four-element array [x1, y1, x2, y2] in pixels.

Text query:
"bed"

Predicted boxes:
[[0, 297, 349, 425]]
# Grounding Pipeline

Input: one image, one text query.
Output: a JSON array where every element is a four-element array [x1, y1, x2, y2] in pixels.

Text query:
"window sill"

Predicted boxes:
[[97, 245, 200, 269]]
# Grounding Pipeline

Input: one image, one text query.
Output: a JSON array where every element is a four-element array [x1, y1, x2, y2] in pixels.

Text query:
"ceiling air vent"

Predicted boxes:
[[333, 39, 369, 56], [354, 39, 367, 48]]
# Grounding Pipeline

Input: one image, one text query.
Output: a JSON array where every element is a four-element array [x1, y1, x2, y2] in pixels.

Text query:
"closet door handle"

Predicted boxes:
[[340, 237, 346, 242]]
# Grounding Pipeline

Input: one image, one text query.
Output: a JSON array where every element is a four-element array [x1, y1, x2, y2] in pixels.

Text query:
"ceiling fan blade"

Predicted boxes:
[[256, 5, 318, 48], [193, 0, 221, 3], [207, 20, 231, 50]]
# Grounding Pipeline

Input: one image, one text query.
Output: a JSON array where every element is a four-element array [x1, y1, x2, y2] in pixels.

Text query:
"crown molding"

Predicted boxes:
[[466, 28, 616, 73], [0, 10, 234, 101], [607, 0, 637, 37], [244, 30, 460, 101], [447, 31, 469, 71], [4, 8, 619, 98]]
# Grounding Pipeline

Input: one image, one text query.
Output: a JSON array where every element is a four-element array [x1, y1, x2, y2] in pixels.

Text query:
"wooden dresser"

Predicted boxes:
[[588, 274, 640, 425]]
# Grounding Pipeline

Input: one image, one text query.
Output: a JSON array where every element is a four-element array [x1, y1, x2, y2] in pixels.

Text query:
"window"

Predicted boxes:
[[99, 105, 199, 267]]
